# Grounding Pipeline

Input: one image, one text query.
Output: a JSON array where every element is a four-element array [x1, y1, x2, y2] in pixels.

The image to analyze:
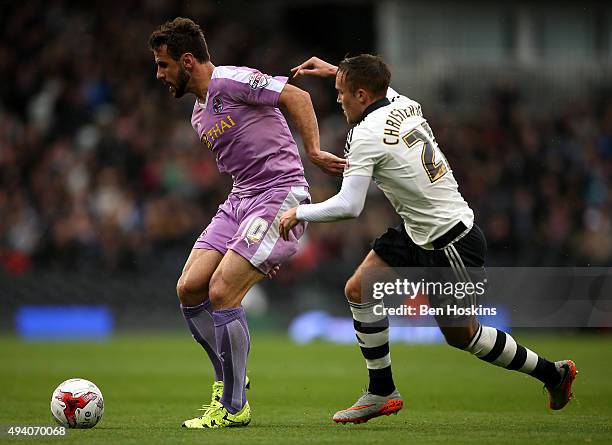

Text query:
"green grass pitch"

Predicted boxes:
[[1, 332, 611, 444]]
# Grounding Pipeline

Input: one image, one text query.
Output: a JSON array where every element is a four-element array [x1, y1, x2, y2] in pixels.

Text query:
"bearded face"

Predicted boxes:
[[154, 45, 192, 99], [172, 65, 190, 98]]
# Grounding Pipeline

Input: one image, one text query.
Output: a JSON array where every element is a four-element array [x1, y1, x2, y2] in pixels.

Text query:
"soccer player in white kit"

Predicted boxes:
[[280, 55, 577, 423]]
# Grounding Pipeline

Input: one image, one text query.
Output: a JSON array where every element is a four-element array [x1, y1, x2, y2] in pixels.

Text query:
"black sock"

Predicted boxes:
[[350, 302, 396, 397], [368, 366, 396, 396], [531, 357, 562, 388]]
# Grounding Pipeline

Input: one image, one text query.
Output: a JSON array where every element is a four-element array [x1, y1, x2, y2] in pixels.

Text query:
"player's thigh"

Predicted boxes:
[[345, 250, 391, 303], [434, 227, 486, 348], [208, 249, 265, 310], [177, 248, 224, 305]]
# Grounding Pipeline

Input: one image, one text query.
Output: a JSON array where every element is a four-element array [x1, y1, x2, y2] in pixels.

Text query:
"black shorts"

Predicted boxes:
[[372, 222, 488, 326], [372, 222, 487, 268]]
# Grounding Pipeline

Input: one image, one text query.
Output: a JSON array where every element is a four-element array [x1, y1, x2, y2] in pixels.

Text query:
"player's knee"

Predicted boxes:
[[208, 277, 230, 310], [444, 334, 470, 349], [441, 328, 474, 350], [176, 277, 206, 307], [344, 275, 362, 304]]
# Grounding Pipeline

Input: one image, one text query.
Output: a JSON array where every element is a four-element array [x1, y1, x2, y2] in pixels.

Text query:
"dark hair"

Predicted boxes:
[[148, 17, 210, 62], [337, 54, 391, 98]]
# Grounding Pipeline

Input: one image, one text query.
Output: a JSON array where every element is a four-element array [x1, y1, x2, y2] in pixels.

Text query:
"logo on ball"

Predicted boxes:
[[50, 378, 104, 429]]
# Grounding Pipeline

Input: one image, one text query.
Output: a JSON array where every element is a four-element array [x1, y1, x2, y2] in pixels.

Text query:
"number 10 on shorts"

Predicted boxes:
[[243, 217, 269, 246]]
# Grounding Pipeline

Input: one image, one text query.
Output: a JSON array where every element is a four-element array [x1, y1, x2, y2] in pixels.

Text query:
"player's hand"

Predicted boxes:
[[279, 207, 300, 241], [291, 57, 338, 78], [310, 150, 346, 176], [267, 264, 280, 279]]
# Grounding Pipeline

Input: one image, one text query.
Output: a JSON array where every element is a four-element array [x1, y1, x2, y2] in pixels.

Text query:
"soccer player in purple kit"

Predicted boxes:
[[148, 18, 345, 429]]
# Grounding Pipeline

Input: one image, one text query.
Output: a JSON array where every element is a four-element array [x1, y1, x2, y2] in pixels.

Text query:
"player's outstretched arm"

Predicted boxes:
[[291, 57, 338, 78], [279, 83, 346, 176], [279, 175, 370, 240]]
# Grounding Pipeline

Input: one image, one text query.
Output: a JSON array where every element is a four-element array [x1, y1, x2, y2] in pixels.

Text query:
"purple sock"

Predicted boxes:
[[213, 307, 250, 414], [181, 300, 223, 381]]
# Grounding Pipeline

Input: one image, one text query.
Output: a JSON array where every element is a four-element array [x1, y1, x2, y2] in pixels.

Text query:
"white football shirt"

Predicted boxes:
[[343, 88, 474, 249]]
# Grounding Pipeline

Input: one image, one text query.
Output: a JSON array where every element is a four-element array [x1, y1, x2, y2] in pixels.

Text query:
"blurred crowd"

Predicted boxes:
[[1, 0, 611, 283]]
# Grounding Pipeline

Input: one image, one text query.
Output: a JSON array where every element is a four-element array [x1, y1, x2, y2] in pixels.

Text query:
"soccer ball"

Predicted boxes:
[[50, 378, 104, 428]]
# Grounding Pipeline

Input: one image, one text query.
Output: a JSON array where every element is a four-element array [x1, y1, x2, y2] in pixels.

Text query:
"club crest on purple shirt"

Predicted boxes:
[[212, 97, 223, 113], [248, 72, 270, 90]]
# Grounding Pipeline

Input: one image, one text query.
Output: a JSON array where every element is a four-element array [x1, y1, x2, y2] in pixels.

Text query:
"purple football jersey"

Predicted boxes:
[[191, 66, 309, 196]]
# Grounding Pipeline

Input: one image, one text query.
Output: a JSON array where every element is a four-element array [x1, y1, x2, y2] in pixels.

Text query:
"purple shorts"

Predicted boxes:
[[194, 186, 310, 274]]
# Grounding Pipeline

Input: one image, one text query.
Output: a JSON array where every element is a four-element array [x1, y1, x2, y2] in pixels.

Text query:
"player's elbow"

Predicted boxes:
[[342, 201, 364, 219], [296, 88, 312, 107], [348, 205, 362, 218], [352, 197, 367, 217], [279, 84, 311, 109]]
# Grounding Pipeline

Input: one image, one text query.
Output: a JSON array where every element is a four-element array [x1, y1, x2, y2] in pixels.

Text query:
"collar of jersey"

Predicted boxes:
[[197, 90, 210, 109], [358, 97, 390, 123]]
